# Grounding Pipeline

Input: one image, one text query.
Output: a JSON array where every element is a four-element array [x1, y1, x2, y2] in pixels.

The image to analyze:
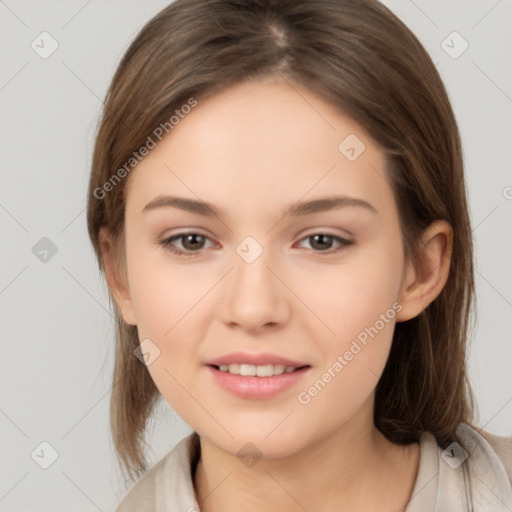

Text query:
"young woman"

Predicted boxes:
[[86, 0, 512, 510]]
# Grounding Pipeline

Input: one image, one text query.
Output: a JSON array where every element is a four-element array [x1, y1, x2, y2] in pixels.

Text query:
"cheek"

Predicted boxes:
[[129, 266, 204, 417], [300, 236, 403, 394], [296, 274, 399, 425], [126, 243, 209, 339], [307, 241, 403, 346], [125, 243, 221, 378]]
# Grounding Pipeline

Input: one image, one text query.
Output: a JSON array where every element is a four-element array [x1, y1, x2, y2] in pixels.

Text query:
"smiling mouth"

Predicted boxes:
[[210, 363, 310, 377]]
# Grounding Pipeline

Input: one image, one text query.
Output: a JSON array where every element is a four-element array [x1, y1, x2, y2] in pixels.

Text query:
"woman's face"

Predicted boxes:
[[116, 77, 410, 457]]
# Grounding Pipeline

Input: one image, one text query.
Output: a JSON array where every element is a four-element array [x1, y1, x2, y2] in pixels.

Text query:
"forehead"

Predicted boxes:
[[125, 79, 395, 222]]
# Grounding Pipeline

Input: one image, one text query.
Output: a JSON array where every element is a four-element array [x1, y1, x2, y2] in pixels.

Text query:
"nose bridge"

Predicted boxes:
[[220, 235, 289, 330]]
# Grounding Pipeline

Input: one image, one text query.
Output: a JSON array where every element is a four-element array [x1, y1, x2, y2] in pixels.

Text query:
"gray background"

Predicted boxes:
[[1, 1, 511, 510]]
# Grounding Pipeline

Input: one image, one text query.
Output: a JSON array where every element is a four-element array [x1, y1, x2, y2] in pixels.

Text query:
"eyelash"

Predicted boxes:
[[159, 231, 354, 257]]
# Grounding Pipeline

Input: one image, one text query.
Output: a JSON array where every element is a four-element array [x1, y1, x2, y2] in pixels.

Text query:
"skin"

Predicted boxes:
[[100, 76, 453, 511]]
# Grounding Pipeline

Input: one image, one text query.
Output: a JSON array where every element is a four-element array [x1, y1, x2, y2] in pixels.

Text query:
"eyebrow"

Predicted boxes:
[[142, 194, 378, 218]]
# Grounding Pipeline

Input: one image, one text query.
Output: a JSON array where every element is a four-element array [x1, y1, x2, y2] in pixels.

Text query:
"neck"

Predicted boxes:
[[193, 402, 420, 512]]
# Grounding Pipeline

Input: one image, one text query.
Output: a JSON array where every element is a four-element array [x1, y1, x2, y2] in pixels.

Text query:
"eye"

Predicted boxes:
[[160, 232, 215, 256], [159, 231, 354, 257], [296, 233, 354, 255]]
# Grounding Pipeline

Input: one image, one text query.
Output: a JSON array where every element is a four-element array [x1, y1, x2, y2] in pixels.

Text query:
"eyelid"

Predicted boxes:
[[159, 228, 355, 257], [297, 226, 354, 239], [160, 230, 216, 248], [159, 227, 352, 244], [159, 227, 213, 242], [294, 232, 353, 252]]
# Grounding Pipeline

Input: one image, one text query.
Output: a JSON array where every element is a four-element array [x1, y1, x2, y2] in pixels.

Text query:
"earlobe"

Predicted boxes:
[[98, 227, 137, 326], [395, 220, 453, 322]]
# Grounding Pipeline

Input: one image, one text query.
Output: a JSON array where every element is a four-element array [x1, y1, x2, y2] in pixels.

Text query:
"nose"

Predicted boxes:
[[219, 246, 290, 333]]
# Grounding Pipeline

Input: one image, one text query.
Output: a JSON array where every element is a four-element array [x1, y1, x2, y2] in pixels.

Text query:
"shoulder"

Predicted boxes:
[[471, 424, 512, 484], [115, 432, 200, 512], [421, 423, 512, 510], [453, 423, 512, 508]]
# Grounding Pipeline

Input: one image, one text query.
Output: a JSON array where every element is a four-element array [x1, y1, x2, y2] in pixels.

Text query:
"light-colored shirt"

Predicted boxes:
[[116, 423, 512, 511]]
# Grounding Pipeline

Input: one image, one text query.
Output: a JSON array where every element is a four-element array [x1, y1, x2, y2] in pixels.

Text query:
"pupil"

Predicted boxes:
[[311, 234, 332, 250], [184, 234, 204, 250]]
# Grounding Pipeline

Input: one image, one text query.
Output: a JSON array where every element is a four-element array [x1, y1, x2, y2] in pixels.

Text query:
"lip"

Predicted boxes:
[[205, 351, 309, 367], [206, 365, 311, 399]]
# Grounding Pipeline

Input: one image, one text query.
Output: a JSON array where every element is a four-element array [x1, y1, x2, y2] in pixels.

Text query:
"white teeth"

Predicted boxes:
[[272, 365, 285, 375], [228, 363, 240, 374], [217, 363, 297, 376], [240, 364, 256, 376]]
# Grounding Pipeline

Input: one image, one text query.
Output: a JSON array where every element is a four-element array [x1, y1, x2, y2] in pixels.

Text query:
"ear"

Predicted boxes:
[[98, 227, 137, 326], [395, 220, 453, 322]]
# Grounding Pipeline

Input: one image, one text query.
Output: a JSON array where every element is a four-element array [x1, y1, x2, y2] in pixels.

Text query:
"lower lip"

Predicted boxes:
[[206, 365, 311, 399]]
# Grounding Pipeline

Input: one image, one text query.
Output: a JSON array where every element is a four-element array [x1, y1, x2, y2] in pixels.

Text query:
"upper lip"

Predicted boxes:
[[206, 352, 309, 368]]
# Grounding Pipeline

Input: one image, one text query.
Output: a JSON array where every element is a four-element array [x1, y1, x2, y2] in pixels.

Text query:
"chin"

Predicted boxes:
[[200, 423, 313, 461]]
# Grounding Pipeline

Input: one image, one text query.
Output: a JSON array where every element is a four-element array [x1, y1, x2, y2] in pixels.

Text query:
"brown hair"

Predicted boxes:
[[87, 0, 477, 482]]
